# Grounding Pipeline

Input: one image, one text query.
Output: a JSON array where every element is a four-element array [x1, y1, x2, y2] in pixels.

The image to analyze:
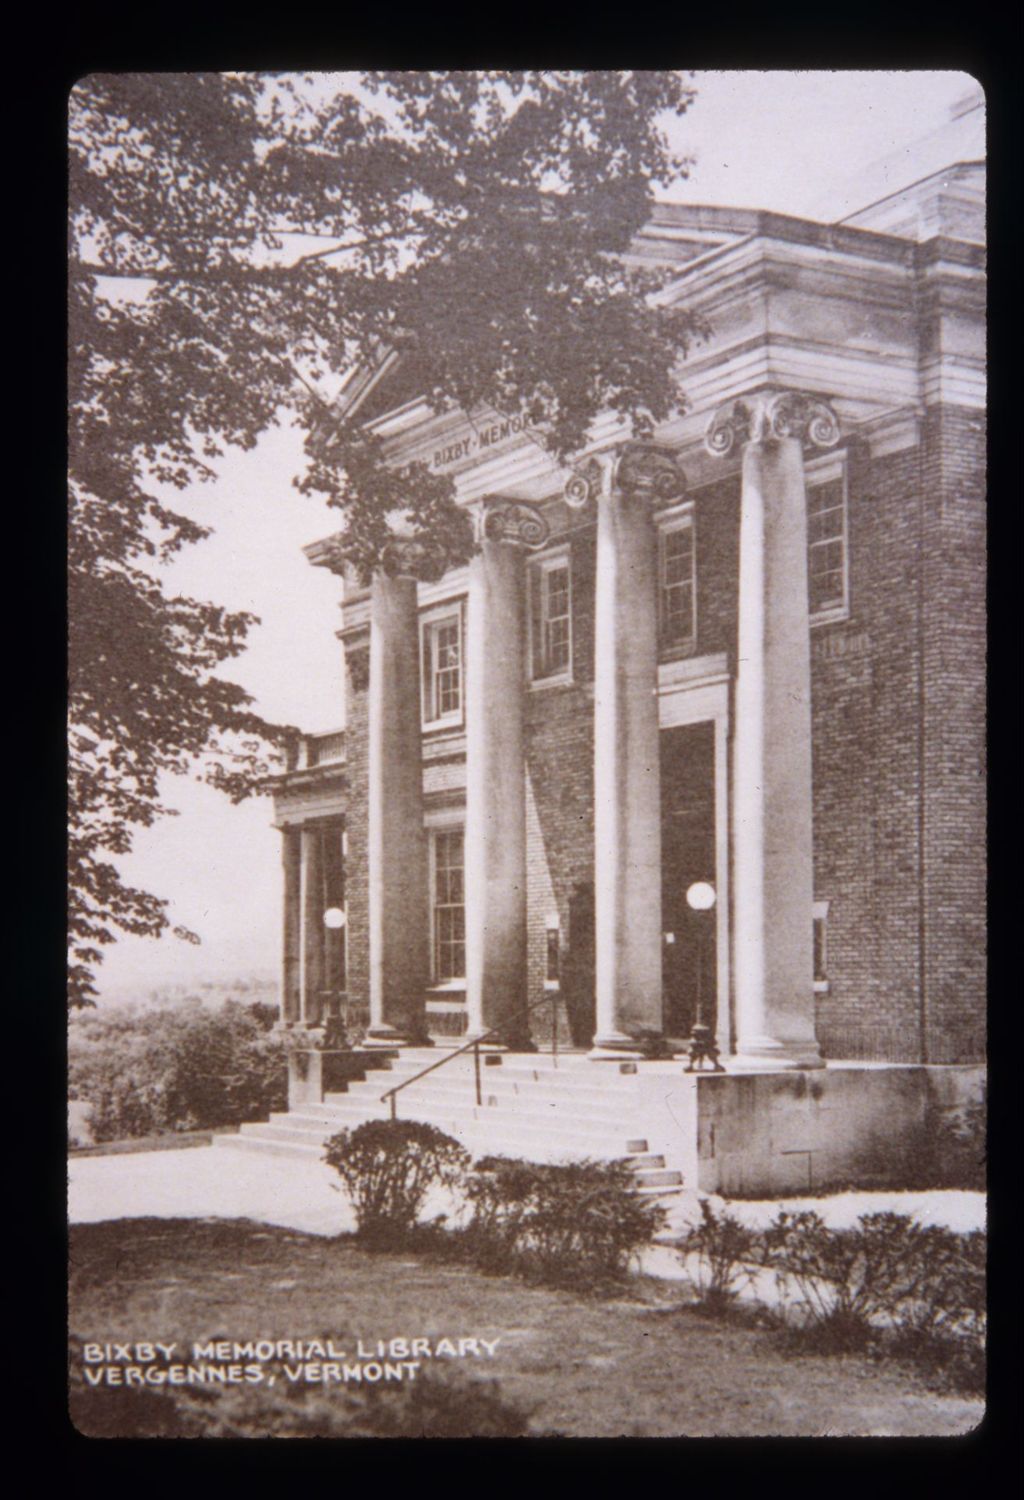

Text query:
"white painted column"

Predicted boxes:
[[706, 390, 839, 1068], [464, 530, 529, 1042], [280, 827, 302, 1025], [299, 826, 324, 1027], [589, 444, 687, 1054], [367, 562, 430, 1044]]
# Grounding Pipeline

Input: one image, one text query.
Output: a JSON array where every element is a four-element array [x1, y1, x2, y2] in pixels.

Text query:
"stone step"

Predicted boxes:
[[290, 1108, 640, 1151], [374, 1052, 612, 1080], [320, 1079, 638, 1114], [357, 1053, 609, 1081], [339, 1085, 641, 1121], [213, 1134, 324, 1161], [631, 1167, 684, 1188], [285, 1102, 653, 1149], [331, 1075, 636, 1109], [243, 1117, 639, 1159]]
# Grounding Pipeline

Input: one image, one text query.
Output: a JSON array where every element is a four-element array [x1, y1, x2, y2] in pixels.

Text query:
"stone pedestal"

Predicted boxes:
[[366, 567, 429, 1045], [287, 1047, 400, 1108], [464, 536, 529, 1043], [706, 391, 839, 1068]]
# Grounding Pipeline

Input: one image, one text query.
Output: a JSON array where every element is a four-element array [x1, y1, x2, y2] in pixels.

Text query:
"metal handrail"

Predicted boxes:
[[380, 990, 565, 1119]]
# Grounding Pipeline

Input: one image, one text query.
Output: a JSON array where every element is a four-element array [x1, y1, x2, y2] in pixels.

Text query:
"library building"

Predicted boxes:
[[226, 94, 986, 1194]]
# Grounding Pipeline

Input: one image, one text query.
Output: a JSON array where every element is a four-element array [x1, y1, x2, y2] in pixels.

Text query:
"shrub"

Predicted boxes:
[[68, 998, 289, 1142], [902, 1085, 987, 1190], [464, 1155, 666, 1290], [324, 1119, 470, 1245], [676, 1198, 761, 1314], [760, 1210, 934, 1351], [759, 1210, 987, 1365]]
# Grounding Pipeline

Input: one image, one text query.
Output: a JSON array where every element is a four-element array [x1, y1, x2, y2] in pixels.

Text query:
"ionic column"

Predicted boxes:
[[300, 826, 324, 1027], [464, 503, 548, 1043], [366, 548, 430, 1044], [589, 443, 688, 1054], [705, 389, 839, 1068], [281, 827, 302, 1025]]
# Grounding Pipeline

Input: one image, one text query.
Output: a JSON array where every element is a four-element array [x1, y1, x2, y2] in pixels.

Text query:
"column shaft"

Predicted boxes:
[[592, 486, 663, 1050], [367, 571, 429, 1041], [732, 436, 822, 1066], [464, 539, 527, 1040], [281, 828, 302, 1024], [300, 827, 324, 1027]]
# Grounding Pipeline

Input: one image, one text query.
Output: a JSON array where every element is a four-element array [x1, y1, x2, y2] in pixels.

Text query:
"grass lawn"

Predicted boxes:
[[68, 1217, 982, 1439]]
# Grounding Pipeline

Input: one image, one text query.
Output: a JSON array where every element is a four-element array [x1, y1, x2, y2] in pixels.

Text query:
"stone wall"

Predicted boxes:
[[634, 1063, 986, 1196]]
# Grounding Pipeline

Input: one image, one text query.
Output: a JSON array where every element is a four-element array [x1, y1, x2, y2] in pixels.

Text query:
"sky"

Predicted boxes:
[[87, 69, 983, 1001]]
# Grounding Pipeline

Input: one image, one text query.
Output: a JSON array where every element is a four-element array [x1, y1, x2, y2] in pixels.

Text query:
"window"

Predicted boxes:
[[813, 899, 830, 993], [529, 552, 573, 683], [658, 512, 696, 650], [420, 607, 463, 726], [807, 474, 849, 623], [432, 829, 465, 982]]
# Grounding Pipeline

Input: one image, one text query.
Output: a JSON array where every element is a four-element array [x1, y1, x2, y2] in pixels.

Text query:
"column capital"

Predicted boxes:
[[563, 455, 609, 509], [380, 536, 447, 581], [563, 442, 688, 511], [614, 441, 689, 504], [705, 389, 841, 458], [478, 498, 550, 549]]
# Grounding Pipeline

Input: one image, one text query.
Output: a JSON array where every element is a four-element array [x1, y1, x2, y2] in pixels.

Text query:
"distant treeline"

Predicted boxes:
[[68, 994, 287, 1144]]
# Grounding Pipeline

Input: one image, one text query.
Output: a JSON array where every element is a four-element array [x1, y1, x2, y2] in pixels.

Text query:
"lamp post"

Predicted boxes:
[[685, 882, 724, 1072], [320, 907, 350, 1049]]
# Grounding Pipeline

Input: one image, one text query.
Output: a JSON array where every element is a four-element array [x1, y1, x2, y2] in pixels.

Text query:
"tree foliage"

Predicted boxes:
[[68, 71, 700, 1005]]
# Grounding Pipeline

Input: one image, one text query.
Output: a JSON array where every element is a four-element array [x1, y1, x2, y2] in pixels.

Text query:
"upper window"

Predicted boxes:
[[807, 472, 849, 624], [658, 511, 697, 651], [420, 606, 463, 727], [529, 551, 573, 684]]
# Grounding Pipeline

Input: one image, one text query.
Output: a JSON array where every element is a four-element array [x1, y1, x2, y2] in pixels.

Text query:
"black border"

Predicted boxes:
[[30, 7, 1022, 1484]]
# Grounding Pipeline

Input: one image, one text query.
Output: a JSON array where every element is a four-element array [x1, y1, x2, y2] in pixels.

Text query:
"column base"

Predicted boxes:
[[588, 1033, 647, 1060], [728, 1037, 825, 1071], [364, 1026, 433, 1049]]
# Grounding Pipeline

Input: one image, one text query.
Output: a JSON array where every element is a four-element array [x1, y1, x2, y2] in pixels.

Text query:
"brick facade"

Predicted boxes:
[[321, 407, 985, 1065]]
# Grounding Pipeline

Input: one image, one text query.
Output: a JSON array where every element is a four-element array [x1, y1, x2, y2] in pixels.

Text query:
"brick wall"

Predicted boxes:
[[919, 406, 987, 1062], [810, 439, 925, 1060], [524, 524, 597, 1044]]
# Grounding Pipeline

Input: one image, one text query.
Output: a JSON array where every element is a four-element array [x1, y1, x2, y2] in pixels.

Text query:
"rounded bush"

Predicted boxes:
[[465, 1155, 666, 1289], [324, 1119, 470, 1245]]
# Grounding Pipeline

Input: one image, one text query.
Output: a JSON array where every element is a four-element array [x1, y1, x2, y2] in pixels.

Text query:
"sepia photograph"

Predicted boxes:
[[67, 68, 987, 1439]]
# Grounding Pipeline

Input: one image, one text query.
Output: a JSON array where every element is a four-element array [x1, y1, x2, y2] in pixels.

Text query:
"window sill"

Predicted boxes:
[[813, 980, 830, 994], [427, 981, 466, 995], [810, 606, 849, 630], [422, 715, 464, 735], [658, 639, 698, 664], [528, 672, 574, 692]]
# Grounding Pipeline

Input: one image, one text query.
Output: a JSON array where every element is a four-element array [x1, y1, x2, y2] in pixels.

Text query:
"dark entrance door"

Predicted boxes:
[[562, 881, 596, 1047], [660, 722, 717, 1041]]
